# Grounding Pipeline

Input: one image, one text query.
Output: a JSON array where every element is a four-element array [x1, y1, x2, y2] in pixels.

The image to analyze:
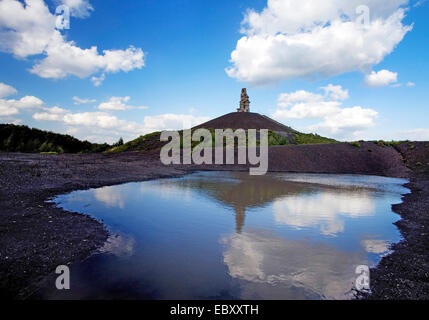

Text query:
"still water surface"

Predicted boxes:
[[45, 172, 408, 299]]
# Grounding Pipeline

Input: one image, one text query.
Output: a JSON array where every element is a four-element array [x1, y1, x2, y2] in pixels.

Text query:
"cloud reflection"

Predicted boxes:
[[361, 239, 390, 254], [100, 234, 135, 258], [93, 186, 125, 208], [273, 192, 375, 236], [222, 230, 366, 299]]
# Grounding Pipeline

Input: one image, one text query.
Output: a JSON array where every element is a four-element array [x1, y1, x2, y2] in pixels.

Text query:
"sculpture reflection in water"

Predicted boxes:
[[152, 171, 378, 235], [148, 171, 403, 299], [49, 171, 405, 299]]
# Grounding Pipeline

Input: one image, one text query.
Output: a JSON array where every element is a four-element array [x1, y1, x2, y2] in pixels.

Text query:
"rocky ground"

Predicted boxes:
[[0, 142, 428, 299], [357, 142, 429, 299]]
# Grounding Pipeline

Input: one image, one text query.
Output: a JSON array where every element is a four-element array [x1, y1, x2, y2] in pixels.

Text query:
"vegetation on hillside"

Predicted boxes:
[[0, 124, 111, 154], [106, 128, 337, 153], [370, 140, 410, 148], [0, 122, 338, 155], [292, 132, 337, 145], [106, 131, 162, 153]]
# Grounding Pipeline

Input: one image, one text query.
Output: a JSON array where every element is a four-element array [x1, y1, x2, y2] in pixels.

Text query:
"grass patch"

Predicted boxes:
[[349, 141, 361, 148], [268, 131, 290, 146], [370, 140, 409, 148], [106, 129, 337, 153], [106, 131, 161, 153], [293, 132, 337, 145]]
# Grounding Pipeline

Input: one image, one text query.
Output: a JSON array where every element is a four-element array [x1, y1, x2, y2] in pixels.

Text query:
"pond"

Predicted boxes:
[[39, 171, 409, 299]]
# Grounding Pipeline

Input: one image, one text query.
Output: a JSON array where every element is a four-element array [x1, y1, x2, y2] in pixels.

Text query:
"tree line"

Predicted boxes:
[[0, 124, 120, 153]]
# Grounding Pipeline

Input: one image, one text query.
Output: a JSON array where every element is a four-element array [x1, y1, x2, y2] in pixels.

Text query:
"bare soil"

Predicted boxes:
[[194, 112, 296, 132]]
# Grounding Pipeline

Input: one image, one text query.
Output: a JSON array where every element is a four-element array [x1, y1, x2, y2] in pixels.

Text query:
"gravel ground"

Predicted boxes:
[[357, 142, 429, 299]]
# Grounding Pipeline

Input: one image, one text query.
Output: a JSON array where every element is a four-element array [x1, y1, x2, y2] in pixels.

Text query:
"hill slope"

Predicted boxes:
[[0, 124, 111, 153], [194, 112, 297, 132], [107, 112, 336, 153]]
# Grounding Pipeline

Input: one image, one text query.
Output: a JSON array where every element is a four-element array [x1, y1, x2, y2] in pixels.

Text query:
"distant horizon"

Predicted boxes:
[[2, 113, 424, 146]]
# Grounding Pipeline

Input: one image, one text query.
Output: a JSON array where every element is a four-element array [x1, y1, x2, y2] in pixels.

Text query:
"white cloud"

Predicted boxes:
[[0, 95, 44, 116], [406, 81, 416, 87], [2, 84, 207, 144], [0, 82, 46, 116], [273, 85, 378, 138], [142, 114, 210, 132], [97, 96, 148, 111], [62, 112, 135, 130], [399, 128, 429, 141], [0, 103, 19, 117], [55, 0, 93, 18], [29, 33, 144, 80], [321, 84, 349, 101], [275, 100, 341, 119], [277, 90, 323, 108], [0, 117, 22, 125], [308, 106, 378, 136], [0, 83, 205, 144], [33, 105, 209, 143], [73, 96, 96, 104], [226, 0, 412, 85], [365, 69, 398, 87], [32, 106, 67, 121], [32, 111, 62, 121], [33, 108, 148, 143], [0, 82, 17, 98], [0, 0, 56, 58], [275, 87, 341, 119], [91, 73, 105, 87], [0, 0, 144, 84]]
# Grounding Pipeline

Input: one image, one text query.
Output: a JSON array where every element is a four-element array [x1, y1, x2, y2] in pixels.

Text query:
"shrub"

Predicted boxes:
[[377, 140, 386, 147], [349, 141, 361, 148], [293, 132, 337, 145]]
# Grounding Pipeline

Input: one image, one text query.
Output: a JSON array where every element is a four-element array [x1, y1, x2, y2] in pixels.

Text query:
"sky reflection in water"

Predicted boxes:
[[44, 172, 408, 300]]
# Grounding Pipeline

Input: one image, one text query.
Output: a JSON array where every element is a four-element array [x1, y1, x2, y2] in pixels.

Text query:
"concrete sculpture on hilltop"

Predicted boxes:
[[237, 88, 250, 113]]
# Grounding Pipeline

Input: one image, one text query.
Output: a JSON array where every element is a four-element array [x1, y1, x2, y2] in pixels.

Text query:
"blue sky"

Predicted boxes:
[[0, 0, 428, 143]]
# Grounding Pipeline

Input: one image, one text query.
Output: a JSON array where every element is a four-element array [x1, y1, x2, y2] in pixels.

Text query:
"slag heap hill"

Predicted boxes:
[[194, 88, 297, 141], [107, 88, 336, 153]]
